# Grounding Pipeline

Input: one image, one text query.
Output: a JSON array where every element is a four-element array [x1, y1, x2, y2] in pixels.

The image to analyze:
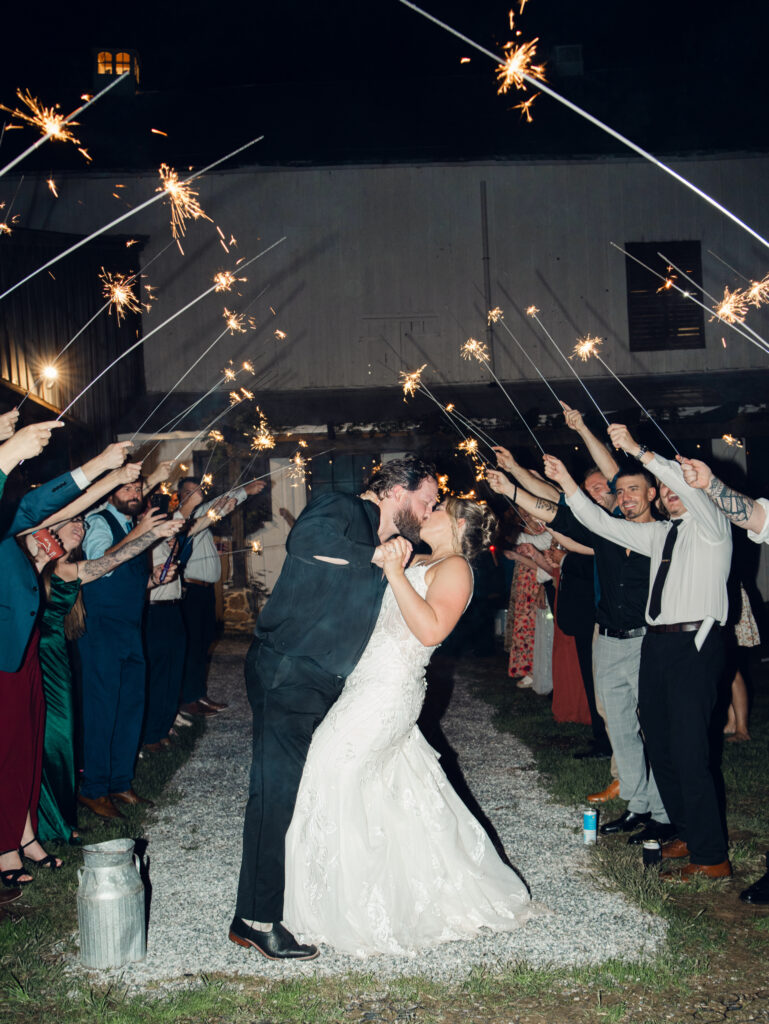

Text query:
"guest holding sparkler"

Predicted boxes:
[[0, 435, 127, 889], [543, 427, 732, 882], [175, 476, 266, 720], [35, 465, 182, 845], [77, 478, 181, 820]]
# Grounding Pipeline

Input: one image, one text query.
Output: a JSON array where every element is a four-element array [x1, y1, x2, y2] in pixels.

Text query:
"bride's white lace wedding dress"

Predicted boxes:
[[283, 562, 538, 956]]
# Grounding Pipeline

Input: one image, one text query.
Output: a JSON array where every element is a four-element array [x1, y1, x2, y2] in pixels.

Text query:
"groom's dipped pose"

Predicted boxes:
[[230, 457, 438, 960]]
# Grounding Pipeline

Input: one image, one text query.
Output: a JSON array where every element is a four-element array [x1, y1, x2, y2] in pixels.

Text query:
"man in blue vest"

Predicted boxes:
[[78, 480, 177, 819]]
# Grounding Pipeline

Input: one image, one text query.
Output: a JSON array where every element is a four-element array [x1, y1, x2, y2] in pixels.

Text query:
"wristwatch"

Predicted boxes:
[[636, 444, 648, 459]]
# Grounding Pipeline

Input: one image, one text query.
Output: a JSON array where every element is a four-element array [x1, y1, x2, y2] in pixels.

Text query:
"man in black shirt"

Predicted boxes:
[[487, 463, 671, 843], [230, 456, 438, 960]]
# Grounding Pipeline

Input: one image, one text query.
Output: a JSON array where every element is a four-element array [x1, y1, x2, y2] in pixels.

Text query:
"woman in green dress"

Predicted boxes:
[[35, 492, 183, 845]]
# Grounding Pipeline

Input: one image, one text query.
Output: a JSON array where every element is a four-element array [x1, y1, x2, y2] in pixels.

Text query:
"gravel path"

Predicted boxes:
[[74, 637, 666, 988]]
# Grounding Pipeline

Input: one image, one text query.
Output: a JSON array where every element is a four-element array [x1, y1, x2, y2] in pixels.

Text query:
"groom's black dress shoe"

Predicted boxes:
[[599, 810, 651, 835], [228, 917, 319, 960], [628, 821, 678, 845]]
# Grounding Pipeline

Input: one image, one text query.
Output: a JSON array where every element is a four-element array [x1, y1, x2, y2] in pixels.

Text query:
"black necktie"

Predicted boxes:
[[648, 518, 683, 621]]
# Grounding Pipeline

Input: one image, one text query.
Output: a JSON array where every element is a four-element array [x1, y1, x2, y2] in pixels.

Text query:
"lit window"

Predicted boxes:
[[115, 52, 132, 75], [624, 241, 705, 352], [97, 51, 113, 76]]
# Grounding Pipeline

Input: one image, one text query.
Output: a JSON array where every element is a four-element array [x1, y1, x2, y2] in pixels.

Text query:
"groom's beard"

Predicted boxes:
[[393, 505, 423, 544]]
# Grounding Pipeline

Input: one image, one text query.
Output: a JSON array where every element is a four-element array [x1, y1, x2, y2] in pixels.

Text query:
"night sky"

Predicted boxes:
[[1, 1, 767, 167]]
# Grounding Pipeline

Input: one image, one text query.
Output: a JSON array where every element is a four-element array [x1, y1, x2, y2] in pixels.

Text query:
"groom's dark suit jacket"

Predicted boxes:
[[254, 491, 386, 678]]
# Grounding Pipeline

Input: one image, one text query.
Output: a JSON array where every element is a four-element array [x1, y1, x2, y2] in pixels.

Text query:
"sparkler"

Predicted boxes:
[[571, 334, 679, 454], [611, 244, 769, 357], [0, 135, 265, 302], [99, 267, 141, 323], [460, 337, 545, 453], [397, 1, 769, 254], [0, 73, 127, 179], [721, 434, 744, 449], [274, 329, 287, 341], [287, 451, 308, 487], [526, 309, 610, 427], [486, 306, 563, 411], [399, 363, 427, 398], [57, 238, 284, 421], [213, 270, 245, 292], [157, 163, 212, 251], [223, 307, 247, 334]]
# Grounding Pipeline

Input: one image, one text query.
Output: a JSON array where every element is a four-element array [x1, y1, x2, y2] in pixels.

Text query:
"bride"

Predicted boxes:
[[283, 497, 538, 956]]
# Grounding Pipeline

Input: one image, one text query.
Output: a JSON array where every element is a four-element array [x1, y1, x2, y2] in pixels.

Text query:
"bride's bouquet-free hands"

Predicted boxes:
[[373, 536, 413, 580]]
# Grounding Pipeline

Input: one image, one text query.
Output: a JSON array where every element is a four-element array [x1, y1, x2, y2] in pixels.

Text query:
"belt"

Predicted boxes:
[[647, 620, 708, 634], [150, 598, 182, 606], [184, 578, 214, 587], [598, 626, 647, 640]]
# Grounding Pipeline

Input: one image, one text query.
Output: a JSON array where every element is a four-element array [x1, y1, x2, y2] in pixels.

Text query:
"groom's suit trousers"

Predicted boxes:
[[236, 638, 344, 922]]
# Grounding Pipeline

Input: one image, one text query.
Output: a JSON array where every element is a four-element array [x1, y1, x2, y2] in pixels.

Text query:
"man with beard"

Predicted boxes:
[[543, 426, 733, 882], [78, 479, 172, 819], [231, 456, 438, 960]]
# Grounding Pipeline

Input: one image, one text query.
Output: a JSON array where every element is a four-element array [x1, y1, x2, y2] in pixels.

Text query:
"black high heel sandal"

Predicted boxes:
[[19, 838, 63, 870], [0, 848, 33, 887]]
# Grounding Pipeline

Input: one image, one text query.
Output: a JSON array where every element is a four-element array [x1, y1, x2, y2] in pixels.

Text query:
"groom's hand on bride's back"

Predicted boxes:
[[372, 536, 412, 570]]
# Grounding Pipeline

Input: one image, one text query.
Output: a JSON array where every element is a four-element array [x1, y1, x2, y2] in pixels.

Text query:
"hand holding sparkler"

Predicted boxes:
[[244, 479, 267, 496], [678, 458, 714, 490], [0, 420, 63, 473], [560, 402, 585, 433], [491, 445, 516, 473], [606, 424, 645, 460], [0, 408, 19, 441], [107, 462, 143, 489], [542, 455, 578, 496], [485, 468, 515, 499]]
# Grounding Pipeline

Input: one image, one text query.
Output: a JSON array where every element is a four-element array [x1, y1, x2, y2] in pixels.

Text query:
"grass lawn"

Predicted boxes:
[[1, 645, 768, 1024]]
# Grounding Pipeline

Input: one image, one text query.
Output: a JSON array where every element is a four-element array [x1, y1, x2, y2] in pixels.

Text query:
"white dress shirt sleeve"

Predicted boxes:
[[747, 497, 769, 545], [648, 453, 731, 544], [565, 487, 656, 556], [70, 467, 89, 490]]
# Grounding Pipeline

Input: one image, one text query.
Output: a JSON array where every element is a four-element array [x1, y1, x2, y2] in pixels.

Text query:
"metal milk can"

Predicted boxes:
[[77, 838, 146, 968]]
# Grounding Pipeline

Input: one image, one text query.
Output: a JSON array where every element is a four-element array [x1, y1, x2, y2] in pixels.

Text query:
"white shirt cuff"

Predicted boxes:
[[71, 467, 89, 490], [747, 497, 769, 545]]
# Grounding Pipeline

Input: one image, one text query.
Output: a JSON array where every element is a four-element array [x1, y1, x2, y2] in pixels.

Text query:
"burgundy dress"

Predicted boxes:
[[0, 628, 45, 851]]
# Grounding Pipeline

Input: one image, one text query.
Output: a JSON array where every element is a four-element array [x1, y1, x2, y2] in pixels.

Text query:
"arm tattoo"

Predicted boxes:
[[706, 475, 754, 524], [534, 497, 558, 514], [78, 531, 157, 584]]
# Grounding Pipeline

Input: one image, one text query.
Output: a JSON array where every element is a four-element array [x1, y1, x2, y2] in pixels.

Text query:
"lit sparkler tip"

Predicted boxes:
[[240, 388, 254, 401], [445, 403, 455, 412], [209, 429, 224, 442], [229, 391, 242, 405], [201, 473, 213, 490], [242, 360, 255, 374], [288, 450, 308, 487], [721, 434, 744, 448], [0, 88, 81, 146], [250, 539, 263, 554], [273, 329, 287, 341], [298, 439, 308, 448], [437, 473, 449, 492], [496, 37, 546, 96], [713, 286, 748, 325], [572, 334, 603, 362], [460, 337, 490, 363], [157, 163, 212, 242], [223, 367, 237, 381], [223, 307, 246, 335], [525, 305, 540, 317], [206, 507, 221, 522], [99, 267, 141, 323], [458, 437, 479, 455], [745, 272, 769, 307], [399, 363, 428, 399], [487, 306, 504, 324]]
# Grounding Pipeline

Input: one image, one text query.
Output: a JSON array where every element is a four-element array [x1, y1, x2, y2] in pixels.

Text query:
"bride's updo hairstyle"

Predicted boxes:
[[445, 498, 498, 562]]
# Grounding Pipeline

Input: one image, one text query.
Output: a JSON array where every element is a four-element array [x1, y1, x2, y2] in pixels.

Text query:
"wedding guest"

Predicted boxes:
[[77, 481, 180, 820], [36, 464, 181, 843], [176, 476, 266, 717], [545, 426, 732, 882], [0, 436, 126, 888]]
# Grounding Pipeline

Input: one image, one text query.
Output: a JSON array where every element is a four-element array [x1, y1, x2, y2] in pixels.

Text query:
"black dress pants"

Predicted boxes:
[[235, 638, 344, 922], [180, 584, 216, 704], [638, 627, 727, 865]]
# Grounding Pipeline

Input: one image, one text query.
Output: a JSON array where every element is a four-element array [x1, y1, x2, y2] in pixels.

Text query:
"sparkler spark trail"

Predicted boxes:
[[496, 38, 546, 95], [571, 332, 679, 454], [745, 274, 769, 307], [213, 270, 245, 292], [0, 73, 127, 179], [488, 306, 563, 410], [399, 363, 428, 398], [99, 268, 141, 323], [58, 238, 284, 421], [459, 337, 545, 453], [396, 1, 769, 254], [0, 135, 265, 302], [223, 307, 247, 334], [526, 309, 610, 427], [209, 430, 224, 442]]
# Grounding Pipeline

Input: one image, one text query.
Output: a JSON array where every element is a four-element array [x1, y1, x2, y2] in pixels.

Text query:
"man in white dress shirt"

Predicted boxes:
[[543, 423, 733, 882], [176, 476, 266, 717]]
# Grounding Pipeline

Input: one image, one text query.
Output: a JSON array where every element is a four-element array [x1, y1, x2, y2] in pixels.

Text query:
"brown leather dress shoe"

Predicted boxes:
[[0, 887, 22, 906], [199, 696, 228, 711], [179, 700, 217, 718], [78, 794, 124, 819], [661, 838, 690, 859], [110, 788, 155, 807], [661, 860, 732, 883], [587, 779, 620, 804]]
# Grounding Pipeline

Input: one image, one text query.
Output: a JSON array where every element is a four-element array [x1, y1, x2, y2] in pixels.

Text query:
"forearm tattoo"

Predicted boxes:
[[534, 497, 558, 514], [78, 530, 158, 584], [706, 476, 754, 524]]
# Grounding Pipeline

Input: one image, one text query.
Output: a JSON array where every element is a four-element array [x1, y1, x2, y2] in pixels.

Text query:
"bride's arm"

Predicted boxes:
[[381, 538, 472, 646]]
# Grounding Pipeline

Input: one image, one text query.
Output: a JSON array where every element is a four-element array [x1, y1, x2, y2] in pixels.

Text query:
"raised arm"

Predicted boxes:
[[142, 460, 175, 497], [287, 493, 379, 568], [492, 446, 560, 502], [679, 457, 767, 537], [485, 469, 559, 523], [608, 425, 729, 545], [381, 539, 472, 646], [24, 463, 143, 534], [561, 402, 619, 480], [75, 519, 182, 584], [0, 421, 64, 476], [77, 441, 134, 484]]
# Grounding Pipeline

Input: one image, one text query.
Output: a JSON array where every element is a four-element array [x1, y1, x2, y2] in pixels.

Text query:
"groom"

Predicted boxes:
[[230, 456, 439, 960]]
